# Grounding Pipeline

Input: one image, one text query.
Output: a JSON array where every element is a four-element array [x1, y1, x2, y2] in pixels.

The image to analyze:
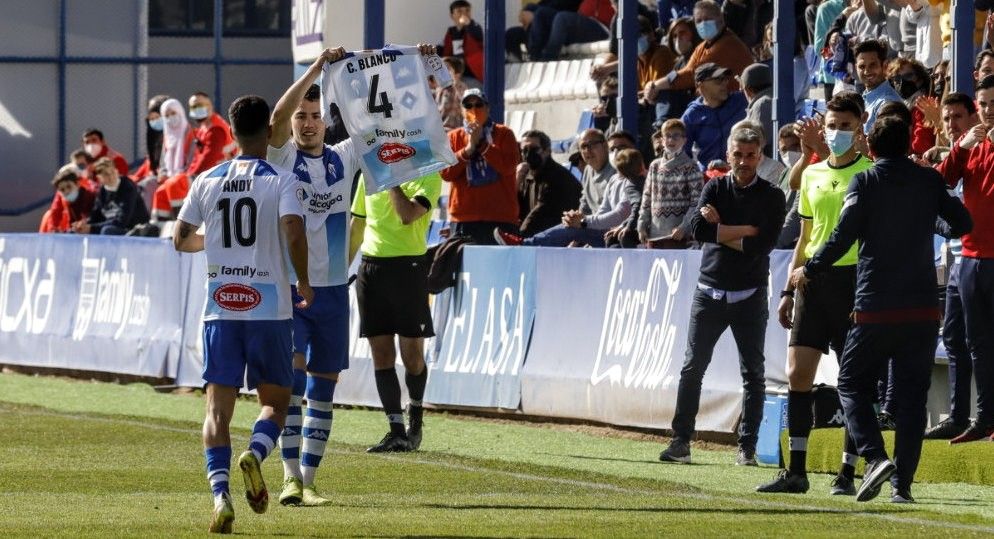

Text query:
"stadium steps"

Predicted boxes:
[[504, 59, 598, 141]]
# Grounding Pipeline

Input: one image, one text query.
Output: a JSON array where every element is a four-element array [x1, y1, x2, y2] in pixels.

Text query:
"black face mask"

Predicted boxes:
[[932, 78, 945, 97], [605, 98, 618, 118], [523, 147, 544, 170], [893, 77, 919, 100]]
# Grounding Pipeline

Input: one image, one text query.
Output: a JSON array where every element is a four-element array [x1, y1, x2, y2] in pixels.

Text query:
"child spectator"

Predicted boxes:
[[638, 119, 702, 248], [442, 1, 485, 83], [38, 167, 97, 233]]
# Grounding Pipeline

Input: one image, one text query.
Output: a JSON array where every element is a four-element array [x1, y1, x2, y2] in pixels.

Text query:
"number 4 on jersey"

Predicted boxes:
[[367, 74, 394, 118]]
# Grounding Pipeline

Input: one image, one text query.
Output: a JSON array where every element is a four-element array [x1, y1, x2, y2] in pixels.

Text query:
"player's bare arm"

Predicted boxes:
[[388, 186, 429, 225], [173, 220, 205, 253], [348, 216, 365, 266], [270, 46, 346, 148], [281, 214, 313, 308]]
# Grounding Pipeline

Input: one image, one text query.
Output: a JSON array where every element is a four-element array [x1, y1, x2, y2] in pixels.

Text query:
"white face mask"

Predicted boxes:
[[84, 143, 102, 157], [165, 114, 183, 129], [780, 150, 802, 167]]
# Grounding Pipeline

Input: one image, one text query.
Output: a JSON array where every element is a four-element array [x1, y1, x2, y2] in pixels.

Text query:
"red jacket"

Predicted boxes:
[[936, 138, 994, 258], [910, 107, 935, 156], [39, 186, 97, 233], [440, 123, 520, 224], [187, 112, 236, 176], [87, 145, 130, 177], [443, 20, 485, 81]]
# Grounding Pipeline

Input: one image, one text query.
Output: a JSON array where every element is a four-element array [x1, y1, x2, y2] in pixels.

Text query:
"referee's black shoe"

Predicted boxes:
[[756, 470, 809, 493], [856, 459, 895, 502], [367, 432, 413, 453]]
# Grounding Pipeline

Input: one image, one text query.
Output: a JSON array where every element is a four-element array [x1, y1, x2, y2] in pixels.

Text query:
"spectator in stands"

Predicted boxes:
[[855, 40, 902, 134], [648, 17, 701, 121], [494, 139, 639, 248], [524, 0, 615, 61], [650, 0, 755, 94], [440, 89, 520, 245], [39, 167, 97, 234], [721, 0, 771, 49], [976, 50, 994, 81], [741, 63, 774, 157], [514, 129, 582, 238], [434, 57, 469, 131], [603, 149, 646, 248], [814, 0, 847, 99], [131, 94, 169, 185], [158, 98, 192, 179], [72, 157, 149, 235], [660, 126, 787, 466], [634, 15, 677, 152], [70, 149, 95, 188], [576, 128, 616, 215], [650, 130, 666, 159], [82, 128, 129, 177], [638, 119, 702, 249], [936, 75, 994, 443], [775, 124, 804, 250], [442, 1, 485, 83], [592, 77, 619, 134], [681, 63, 748, 168], [888, 57, 934, 155]]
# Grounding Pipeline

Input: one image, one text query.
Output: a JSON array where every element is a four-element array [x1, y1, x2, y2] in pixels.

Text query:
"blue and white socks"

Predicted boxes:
[[301, 376, 336, 487], [249, 419, 281, 463], [280, 369, 307, 480], [205, 446, 232, 498]]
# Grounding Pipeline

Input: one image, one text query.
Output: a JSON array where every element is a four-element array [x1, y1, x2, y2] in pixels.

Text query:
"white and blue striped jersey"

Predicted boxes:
[[267, 139, 358, 287], [178, 157, 303, 321], [322, 45, 457, 194]]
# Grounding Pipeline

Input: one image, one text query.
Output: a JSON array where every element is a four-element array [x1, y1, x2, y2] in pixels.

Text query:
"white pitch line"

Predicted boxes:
[[7, 407, 994, 535]]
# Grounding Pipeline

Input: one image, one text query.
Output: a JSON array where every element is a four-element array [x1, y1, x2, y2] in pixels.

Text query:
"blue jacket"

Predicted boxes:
[[805, 157, 971, 313], [681, 92, 747, 168]]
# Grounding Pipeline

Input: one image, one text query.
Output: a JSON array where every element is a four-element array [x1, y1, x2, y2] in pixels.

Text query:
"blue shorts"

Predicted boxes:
[[202, 319, 294, 390], [291, 284, 350, 374]]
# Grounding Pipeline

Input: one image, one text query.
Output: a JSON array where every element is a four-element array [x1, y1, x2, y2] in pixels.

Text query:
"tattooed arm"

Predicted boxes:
[[173, 220, 205, 252]]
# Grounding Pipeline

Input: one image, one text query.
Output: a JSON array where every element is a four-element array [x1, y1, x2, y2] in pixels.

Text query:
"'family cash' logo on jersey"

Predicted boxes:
[[377, 142, 415, 164]]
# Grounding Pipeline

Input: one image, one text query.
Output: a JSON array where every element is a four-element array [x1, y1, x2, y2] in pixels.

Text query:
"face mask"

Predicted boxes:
[[148, 118, 164, 131], [605, 98, 617, 118], [523, 147, 544, 170], [780, 150, 802, 167], [933, 79, 945, 97], [894, 78, 918, 100], [84, 143, 102, 157], [637, 36, 650, 56], [696, 20, 719, 41], [824, 129, 855, 156], [464, 107, 489, 125], [165, 115, 184, 129], [61, 189, 79, 203], [189, 106, 209, 120], [75, 163, 87, 172]]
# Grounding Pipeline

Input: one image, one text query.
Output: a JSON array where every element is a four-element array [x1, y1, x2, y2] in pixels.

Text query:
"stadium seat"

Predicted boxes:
[[533, 61, 564, 103], [520, 110, 536, 133], [509, 62, 546, 104], [504, 62, 535, 103], [539, 61, 570, 101], [552, 60, 582, 100], [577, 59, 598, 100], [504, 62, 521, 92], [505, 109, 524, 137]]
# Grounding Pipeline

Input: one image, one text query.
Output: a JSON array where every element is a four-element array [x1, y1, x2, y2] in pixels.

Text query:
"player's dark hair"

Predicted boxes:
[[868, 116, 910, 158], [450, 0, 471, 13], [521, 129, 551, 151], [853, 39, 887, 63], [942, 92, 977, 115], [878, 100, 912, 126], [832, 90, 865, 113], [607, 129, 637, 148], [826, 94, 863, 119], [304, 84, 321, 102], [977, 74, 994, 92], [228, 95, 270, 141], [82, 128, 104, 141]]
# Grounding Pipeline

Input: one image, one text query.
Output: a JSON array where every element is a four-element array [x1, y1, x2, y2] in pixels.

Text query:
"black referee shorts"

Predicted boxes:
[[789, 264, 856, 356], [356, 255, 435, 339]]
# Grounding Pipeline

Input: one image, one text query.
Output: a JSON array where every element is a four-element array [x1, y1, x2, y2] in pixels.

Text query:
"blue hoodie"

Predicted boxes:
[[681, 91, 747, 168]]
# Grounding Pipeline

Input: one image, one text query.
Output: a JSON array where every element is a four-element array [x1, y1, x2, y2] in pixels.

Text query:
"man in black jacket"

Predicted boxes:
[[517, 130, 582, 237], [794, 117, 972, 503], [659, 127, 786, 466], [72, 157, 149, 235]]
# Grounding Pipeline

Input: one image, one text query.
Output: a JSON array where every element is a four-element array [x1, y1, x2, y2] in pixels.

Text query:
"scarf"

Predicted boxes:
[[464, 119, 498, 187]]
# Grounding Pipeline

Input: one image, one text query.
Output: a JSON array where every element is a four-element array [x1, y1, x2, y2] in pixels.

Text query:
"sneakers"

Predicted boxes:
[[367, 432, 413, 453], [208, 492, 235, 534], [923, 417, 970, 440], [891, 487, 915, 504], [735, 447, 758, 467], [493, 228, 524, 246], [659, 439, 691, 464], [856, 458, 896, 502], [301, 485, 333, 507], [278, 476, 303, 507], [949, 420, 994, 444], [237, 451, 269, 514], [829, 474, 856, 496], [756, 470, 809, 493], [877, 411, 896, 431]]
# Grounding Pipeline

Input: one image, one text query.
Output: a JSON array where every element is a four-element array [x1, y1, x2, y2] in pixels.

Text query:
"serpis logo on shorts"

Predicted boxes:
[[213, 283, 262, 311], [377, 142, 416, 164]]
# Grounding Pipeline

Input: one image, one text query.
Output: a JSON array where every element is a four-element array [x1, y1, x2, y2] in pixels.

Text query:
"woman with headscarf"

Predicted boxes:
[[150, 98, 194, 221]]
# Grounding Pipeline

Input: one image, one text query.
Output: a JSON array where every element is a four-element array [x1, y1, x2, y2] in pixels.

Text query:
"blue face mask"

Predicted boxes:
[[824, 129, 855, 156], [637, 36, 650, 56], [62, 189, 79, 203], [696, 20, 719, 41], [148, 118, 164, 131]]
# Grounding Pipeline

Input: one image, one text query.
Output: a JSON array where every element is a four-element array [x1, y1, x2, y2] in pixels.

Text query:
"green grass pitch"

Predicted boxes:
[[1, 372, 993, 537]]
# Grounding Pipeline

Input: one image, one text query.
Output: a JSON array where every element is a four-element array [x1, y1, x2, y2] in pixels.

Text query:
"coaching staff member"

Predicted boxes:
[[349, 173, 442, 453], [659, 127, 786, 466], [794, 117, 972, 503]]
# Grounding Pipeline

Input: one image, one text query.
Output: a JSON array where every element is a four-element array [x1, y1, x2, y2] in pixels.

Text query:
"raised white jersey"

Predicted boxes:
[[322, 45, 457, 195], [178, 157, 303, 321], [267, 138, 358, 287]]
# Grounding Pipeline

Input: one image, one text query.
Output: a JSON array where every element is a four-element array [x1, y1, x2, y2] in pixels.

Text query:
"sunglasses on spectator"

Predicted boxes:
[[579, 140, 606, 150], [599, 94, 618, 103], [463, 101, 486, 109]]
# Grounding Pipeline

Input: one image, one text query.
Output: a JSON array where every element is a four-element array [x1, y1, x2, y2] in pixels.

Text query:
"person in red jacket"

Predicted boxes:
[[442, 1, 485, 83], [39, 167, 97, 233], [525, 0, 615, 61], [82, 128, 129, 177], [440, 89, 520, 245]]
